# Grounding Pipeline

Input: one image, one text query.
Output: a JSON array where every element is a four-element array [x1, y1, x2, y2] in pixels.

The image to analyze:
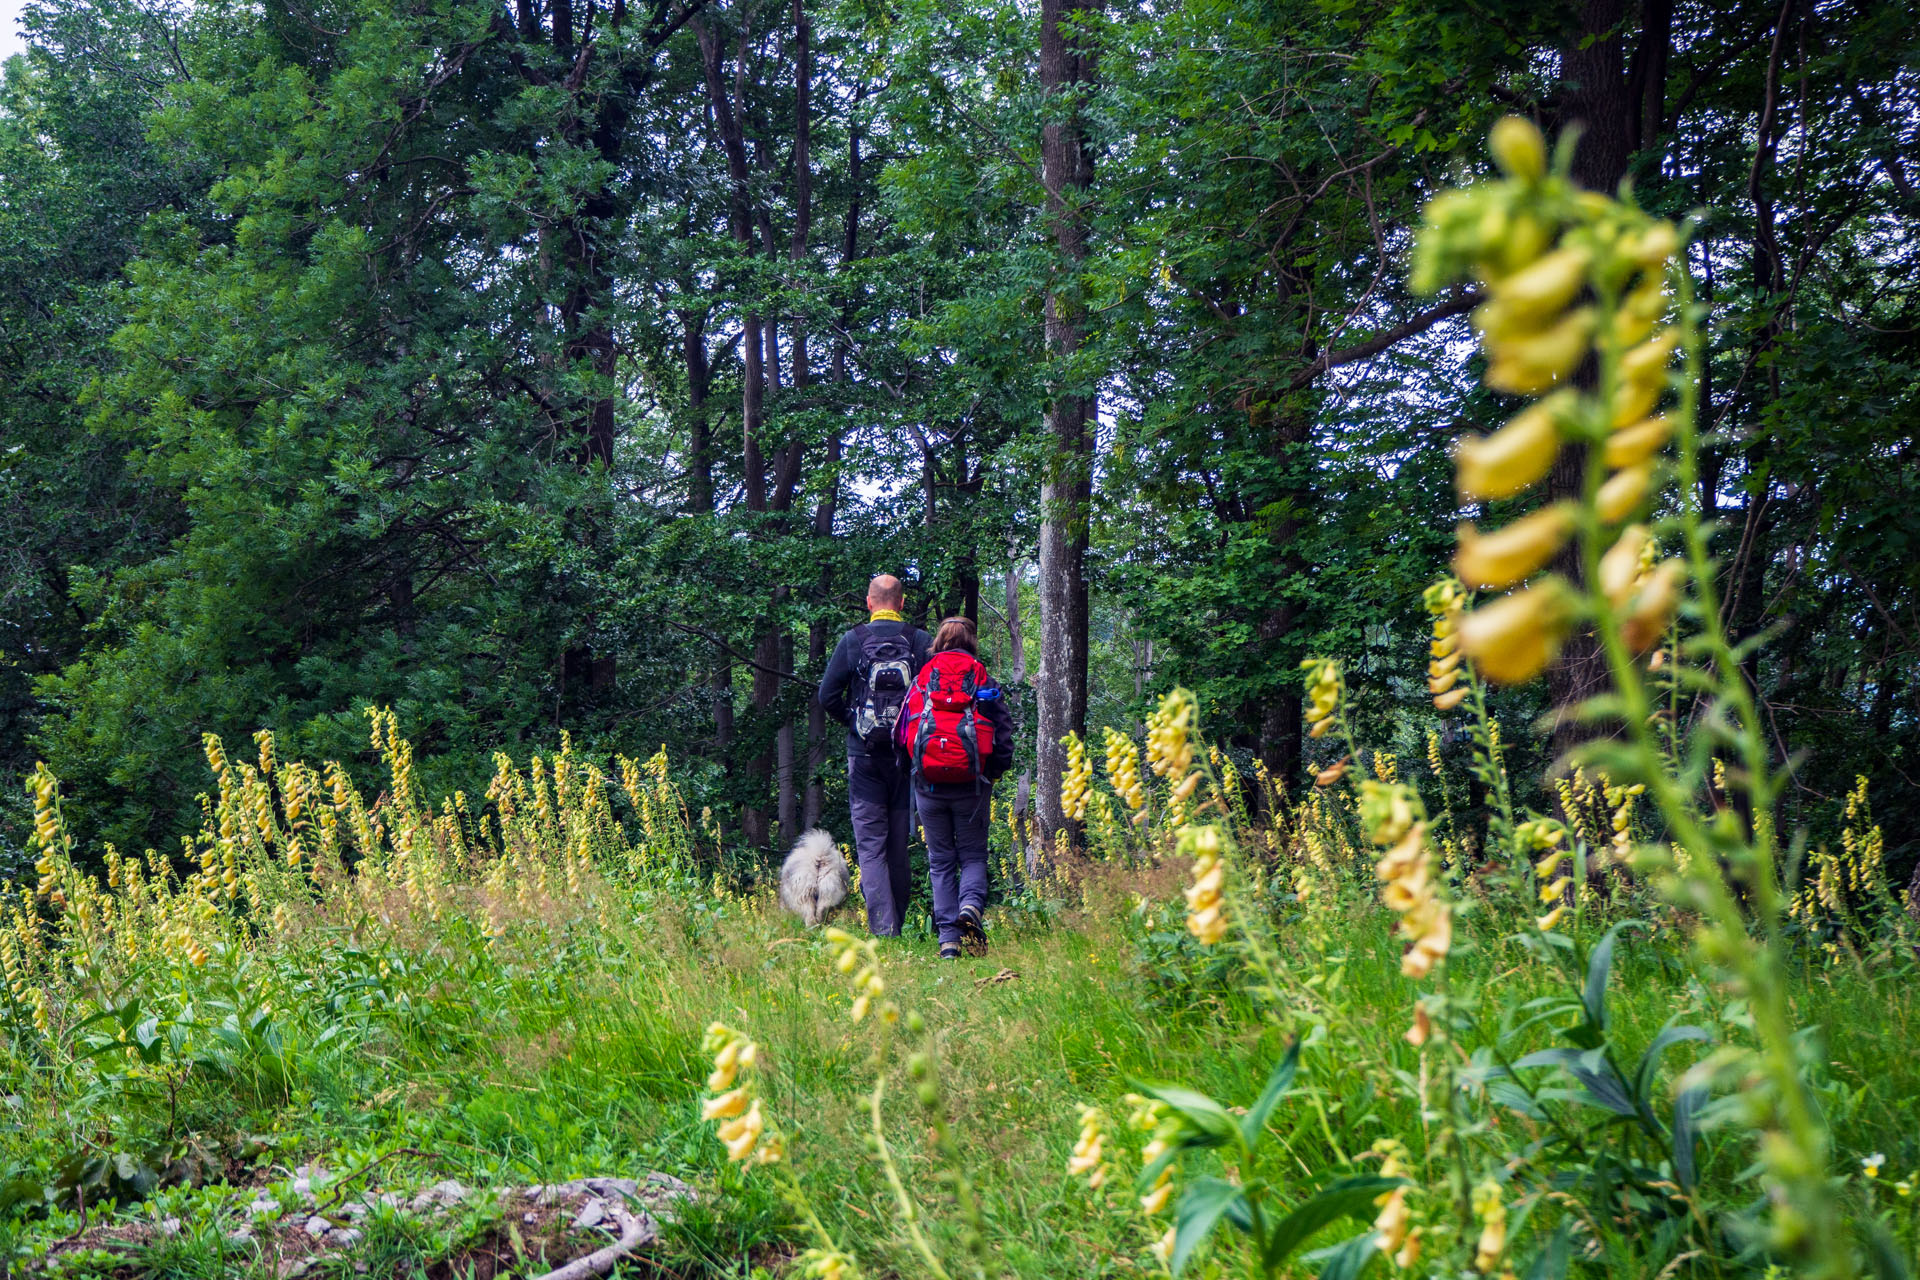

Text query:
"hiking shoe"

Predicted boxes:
[[939, 943, 962, 960], [958, 905, 988, 958]]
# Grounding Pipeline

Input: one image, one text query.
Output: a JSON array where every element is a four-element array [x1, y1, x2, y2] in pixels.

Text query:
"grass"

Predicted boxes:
[[7, 841, 1919, 1279]]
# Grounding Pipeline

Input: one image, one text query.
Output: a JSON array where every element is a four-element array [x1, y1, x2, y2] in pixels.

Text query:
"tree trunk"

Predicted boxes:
[[1003, 560, 1037, 877], [1034, 0, 1099, 852], [1544, 0, 1637, 761]]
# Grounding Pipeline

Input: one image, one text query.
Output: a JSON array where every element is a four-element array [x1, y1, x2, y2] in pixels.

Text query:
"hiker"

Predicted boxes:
[[899, 616, 1014, 959], [816, 574, 933, 937]]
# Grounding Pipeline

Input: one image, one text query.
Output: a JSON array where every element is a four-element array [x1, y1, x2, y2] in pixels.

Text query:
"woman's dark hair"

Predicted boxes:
[[931, 616, 978, 655]]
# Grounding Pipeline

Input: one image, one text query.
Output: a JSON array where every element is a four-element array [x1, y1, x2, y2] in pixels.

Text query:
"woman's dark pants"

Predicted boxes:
[[915, 787, 992, 946]]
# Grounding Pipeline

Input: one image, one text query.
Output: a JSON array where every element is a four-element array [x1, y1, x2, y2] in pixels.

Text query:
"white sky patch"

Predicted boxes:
[[0, 0, 24, 61]]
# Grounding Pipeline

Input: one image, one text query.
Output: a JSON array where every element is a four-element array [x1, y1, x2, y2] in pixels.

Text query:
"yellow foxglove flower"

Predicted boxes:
[[1457, 579, 1574, 684], [1596, 461, 1653, 523], [1598, 524, 1652, 605], [1454, 393, 1571, 500], [1539, 876, 1572, 904], [702, 1088, 750, 1120], [1485, 307, 1595, 394], [1140, 1178, 1173, 1216], [1622, 560, 1686, 652], [1453, 504, 1575, 590], [1629, 222, 1680, 267], [1488, 115, 1547, 181], [1485, 246, 1591, 326], [1605, 414, 1673, 467], [1373, 1187, 1412, 1255], [1537, 904, 1568, 931], [1433, 686, 1469, 711]]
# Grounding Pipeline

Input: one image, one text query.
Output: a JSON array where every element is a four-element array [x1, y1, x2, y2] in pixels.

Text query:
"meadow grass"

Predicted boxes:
[[7, 842, 1917, 1279]]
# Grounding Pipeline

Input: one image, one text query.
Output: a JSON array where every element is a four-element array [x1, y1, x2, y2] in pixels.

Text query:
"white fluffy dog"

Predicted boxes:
[[778, 828, 850, 928]]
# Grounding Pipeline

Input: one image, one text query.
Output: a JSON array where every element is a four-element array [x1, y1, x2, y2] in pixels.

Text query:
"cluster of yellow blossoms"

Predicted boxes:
[[1067, 1104, 1108, 1187], [1371, 1140, 1420, 1268], [795, 1249, 857, 1280], [1059, 732, 1093, 822], [1423, 580, 1470, 711], [1414, 116, 1688, 684], [1301, 658, 1341, 739], [1361, 782, 1450, 980], [1472, 1179, 1509, 1273], [1145, 689, 1195, 780], [1181, 825, 1228, 945], [825, 928, 894, 1024], [700, 1022, 781, 1165], [1125, 1093, 1179, 1264], [1102, 728, 1146, 812], [1124, 1093, 1177, 1216], [1518, 819, 1574, 932], [29, 764, 67, 901]]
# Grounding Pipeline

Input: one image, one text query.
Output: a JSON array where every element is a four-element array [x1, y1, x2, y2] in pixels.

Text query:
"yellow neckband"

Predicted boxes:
[[869, 608, 904, 623]]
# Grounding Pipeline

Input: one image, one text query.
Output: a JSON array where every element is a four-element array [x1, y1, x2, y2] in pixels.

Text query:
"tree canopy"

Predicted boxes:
[[0, 0, 1913, 876]]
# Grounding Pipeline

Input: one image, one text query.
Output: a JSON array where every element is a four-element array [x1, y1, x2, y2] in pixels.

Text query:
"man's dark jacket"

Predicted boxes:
[[816, 618, 933, 754]]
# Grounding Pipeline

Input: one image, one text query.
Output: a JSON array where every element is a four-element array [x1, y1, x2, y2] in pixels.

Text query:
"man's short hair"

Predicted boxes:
[[868, 574, 905, 609]]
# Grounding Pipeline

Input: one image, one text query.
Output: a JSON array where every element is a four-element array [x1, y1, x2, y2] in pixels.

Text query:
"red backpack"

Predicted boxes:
[[902, 650, 995, 785]]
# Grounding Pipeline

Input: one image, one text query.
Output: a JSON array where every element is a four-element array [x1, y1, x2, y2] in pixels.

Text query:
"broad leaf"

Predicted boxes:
[[1672, 1085, 1708, 1189], [1132, 1082, 1241, 1149], [1305, 1230, 1381, 1280], [1170, 1176, 1246, 1276], [1633, 1022, 1710, 1103], [1240, 1039, 1301, 1149], [1262, 1175, 1405, 1269], [1582, 920, 1645, 1032], [1523, 1222, 1573, 1280]]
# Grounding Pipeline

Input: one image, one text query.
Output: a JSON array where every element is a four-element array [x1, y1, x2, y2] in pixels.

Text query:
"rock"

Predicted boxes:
[[249, 1196, 281, 1218], [578, 1178, 640, 1201], [278, 1259, 313, 1279], [157, 1217, 182, 1236], [328, 1228, 364, 1248], [573, 1200, 606, 1231], [410, 1179, 470, 1212], [226, 1228, 255, 1247], [305, 1216, 330, 1238]]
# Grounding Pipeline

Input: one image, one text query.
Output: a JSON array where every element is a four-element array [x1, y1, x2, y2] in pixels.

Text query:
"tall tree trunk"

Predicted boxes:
[[807, 103, 859, 830], [1544, 0, 1636, 760], [1034, 0, 1099, 852], [698, 10, 780, 847], [1253, 400, 1309, 790], [1004, 560, 1037, 876]]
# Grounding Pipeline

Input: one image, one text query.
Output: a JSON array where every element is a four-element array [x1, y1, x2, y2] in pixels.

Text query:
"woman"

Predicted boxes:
[[898, 616, 1015, 958]]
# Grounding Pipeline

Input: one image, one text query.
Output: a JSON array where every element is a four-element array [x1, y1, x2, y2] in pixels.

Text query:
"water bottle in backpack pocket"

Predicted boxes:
[[851, 625, 917, 752]]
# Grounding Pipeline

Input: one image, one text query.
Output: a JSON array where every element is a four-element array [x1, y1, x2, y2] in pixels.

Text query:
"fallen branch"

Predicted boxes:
[[529, 1205, 655, 1280]]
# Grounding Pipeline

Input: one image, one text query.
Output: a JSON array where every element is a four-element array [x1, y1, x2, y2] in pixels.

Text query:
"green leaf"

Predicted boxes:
[[1632, 1022, 1710, 1103], [1132, 1082, 1241, 1149], [1672, 1085, 1708, 1190], [1523, 1222, 1573, 1280], [1239, 1038, 1301, 1149], [1262, 1175, 1405, 1270], [1305, 1230, 1382, 1280], [1582, 920, 1646, 1031], [1170, 1177, 1246, 1276]]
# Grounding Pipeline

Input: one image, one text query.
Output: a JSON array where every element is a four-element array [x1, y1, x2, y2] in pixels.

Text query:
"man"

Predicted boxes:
[[816, 574, 932, 936]]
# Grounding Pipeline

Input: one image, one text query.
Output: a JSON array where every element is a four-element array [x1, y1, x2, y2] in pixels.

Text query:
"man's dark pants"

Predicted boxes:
[[848, 749, 914, 936]]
